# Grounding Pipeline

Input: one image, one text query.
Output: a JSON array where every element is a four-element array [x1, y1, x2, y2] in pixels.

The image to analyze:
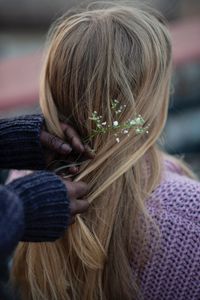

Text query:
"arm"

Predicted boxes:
[[0, 114, 94, 171], [0, 171, 69, 257], [0, 115, 45, 170]]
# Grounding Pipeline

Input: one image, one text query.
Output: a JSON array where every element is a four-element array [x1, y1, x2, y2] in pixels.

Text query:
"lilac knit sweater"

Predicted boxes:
[[137, 161, 200, 300]]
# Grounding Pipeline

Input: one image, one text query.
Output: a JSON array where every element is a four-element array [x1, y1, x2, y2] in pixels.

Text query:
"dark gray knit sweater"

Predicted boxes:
[[0, 115, 70, 257]]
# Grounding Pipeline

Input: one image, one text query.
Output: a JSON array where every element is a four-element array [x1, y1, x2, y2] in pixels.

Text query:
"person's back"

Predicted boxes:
[[132, 159, 200, 299], [11, 3, 200, 300]]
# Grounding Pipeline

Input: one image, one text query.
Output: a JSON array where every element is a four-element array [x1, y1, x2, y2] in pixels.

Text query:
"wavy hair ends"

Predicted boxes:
[[12, 3, 172, 300]]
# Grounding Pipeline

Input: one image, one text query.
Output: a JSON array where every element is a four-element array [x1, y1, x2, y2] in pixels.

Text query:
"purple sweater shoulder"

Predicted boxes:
[[137, 162, 200, 300]]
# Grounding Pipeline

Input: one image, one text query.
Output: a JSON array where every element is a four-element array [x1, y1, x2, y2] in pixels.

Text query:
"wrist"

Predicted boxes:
[[7, 171, 70, 242], [0, 114, 46, 170]]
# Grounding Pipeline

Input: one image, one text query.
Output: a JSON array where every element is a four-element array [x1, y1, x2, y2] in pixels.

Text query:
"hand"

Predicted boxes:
[[40, 122, 94, 173], [64, 180, 90, 224]]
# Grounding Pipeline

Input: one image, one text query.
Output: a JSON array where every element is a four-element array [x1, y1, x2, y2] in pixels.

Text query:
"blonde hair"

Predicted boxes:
[[12, 3, 173, 300]]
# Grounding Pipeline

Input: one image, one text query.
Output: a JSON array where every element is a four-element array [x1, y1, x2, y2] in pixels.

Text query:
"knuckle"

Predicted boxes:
[[59, 142, 68, 152], [48, 135, 57, 146], [64, 126, 71, 136]]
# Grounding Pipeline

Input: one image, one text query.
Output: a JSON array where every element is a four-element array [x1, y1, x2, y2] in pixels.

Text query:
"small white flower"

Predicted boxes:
[[123, 129, 129, 134], [102, 122, 107, 126], [116, 137, 120, 143], [130, 120, 136, 125], [135, 117, 142, 124], [135, 128, 141, 134], [113, 121, 119, 126]]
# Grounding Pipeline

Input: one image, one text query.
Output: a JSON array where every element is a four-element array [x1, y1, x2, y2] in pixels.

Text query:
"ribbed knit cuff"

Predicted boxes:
[[0, 115, 46, 170], [7, 171, 70, 242]]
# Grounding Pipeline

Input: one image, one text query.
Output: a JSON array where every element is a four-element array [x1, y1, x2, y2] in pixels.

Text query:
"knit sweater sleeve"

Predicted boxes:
[[0, 115, 46, 170], [0, 185, 24, 258], [137, 173, 200, 300], [0, 171, 70, 257]]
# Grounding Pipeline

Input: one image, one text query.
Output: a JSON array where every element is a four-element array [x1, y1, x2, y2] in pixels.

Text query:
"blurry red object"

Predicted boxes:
[[0, 52, 42, 111], [0, 18, 200, 112], [170, 18, 200, 67]]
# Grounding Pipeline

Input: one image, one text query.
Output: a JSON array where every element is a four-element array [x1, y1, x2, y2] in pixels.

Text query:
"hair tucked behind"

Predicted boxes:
[[12, 3, 173, 300]]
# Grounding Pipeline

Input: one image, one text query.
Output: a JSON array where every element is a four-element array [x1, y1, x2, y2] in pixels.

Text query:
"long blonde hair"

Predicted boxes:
[[12, 3, 173, 300]]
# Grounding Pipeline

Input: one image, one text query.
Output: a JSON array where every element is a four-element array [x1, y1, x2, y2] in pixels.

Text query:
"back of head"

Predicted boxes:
[[12, 3, 172, 300]]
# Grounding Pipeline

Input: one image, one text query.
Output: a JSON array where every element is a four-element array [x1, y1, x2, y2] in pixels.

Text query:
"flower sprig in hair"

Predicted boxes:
[[89, 99, 149, 143]]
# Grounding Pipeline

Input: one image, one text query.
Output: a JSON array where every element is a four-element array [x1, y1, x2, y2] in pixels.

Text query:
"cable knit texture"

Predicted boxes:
[[0, 115, 45, 170], [133, 163, 200, 300], [7, 171, 69, 242]]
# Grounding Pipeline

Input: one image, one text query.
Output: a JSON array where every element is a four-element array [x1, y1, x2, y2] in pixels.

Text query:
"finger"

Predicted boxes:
[[40, 130, 72, 156], [70, 199, 90, 216], [60, 123, 95, 160], [68, 215, 76, 225], [64, 181, 89, 199], [84, 144, 95, 159], [60, 123, 84, 153], [68, 166, 79, 174]]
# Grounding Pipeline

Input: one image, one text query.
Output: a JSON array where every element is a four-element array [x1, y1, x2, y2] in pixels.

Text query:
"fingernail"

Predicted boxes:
[[79, 144, 85, 152], [72, 137, 84, 153], [62, 144, 72, 154], [70, 166, 79, 174]]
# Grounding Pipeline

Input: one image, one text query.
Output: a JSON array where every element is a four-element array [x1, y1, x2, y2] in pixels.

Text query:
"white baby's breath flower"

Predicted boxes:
[[135, 117, 142, 124], [116, 110, 121, 114], [123, 129, 129, 134], [89, 102, 147, 146], [130, 120, 136, 126], [135, 128, 142, 134], [113, 121, 119, 126]]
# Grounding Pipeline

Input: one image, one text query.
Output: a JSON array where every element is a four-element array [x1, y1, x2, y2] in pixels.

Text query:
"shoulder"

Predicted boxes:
[[147, 167, 200, 225], [138, 170, 200, 299]]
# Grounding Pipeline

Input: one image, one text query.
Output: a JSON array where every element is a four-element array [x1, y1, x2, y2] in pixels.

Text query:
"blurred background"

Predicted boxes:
[[0, 0, 200, 178]]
